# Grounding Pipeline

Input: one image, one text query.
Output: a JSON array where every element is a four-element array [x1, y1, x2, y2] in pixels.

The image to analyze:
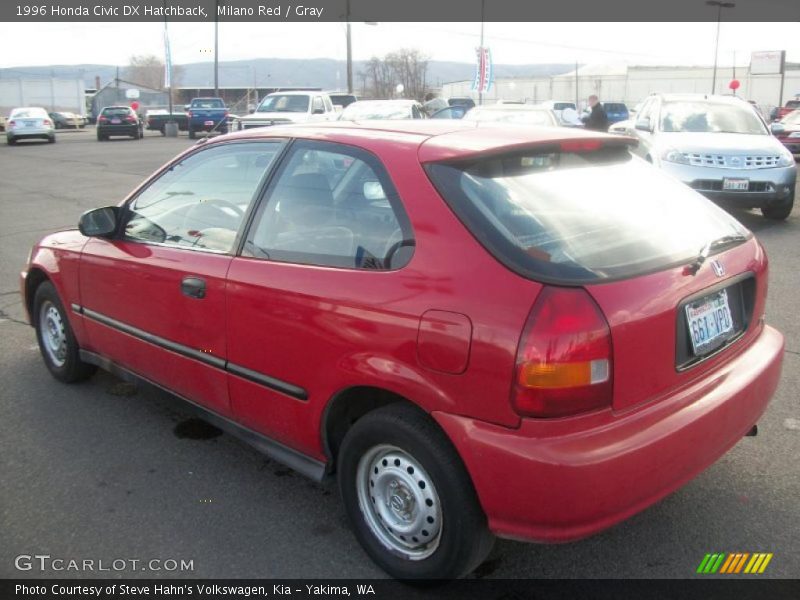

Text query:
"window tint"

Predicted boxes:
[[192, 98, 225, 108], [244, 141, 414, 270], [660, 101, 766, 134], [102, 107, 134, 117], [123, 142, 282, 253], [427, 147, 749, 283]]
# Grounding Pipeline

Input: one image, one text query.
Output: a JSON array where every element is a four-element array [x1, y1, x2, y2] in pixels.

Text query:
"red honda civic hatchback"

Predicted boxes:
[[21, 121, 784, 579]]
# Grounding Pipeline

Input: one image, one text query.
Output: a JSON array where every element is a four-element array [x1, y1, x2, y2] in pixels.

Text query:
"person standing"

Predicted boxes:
[[583, 94, 609, 131]]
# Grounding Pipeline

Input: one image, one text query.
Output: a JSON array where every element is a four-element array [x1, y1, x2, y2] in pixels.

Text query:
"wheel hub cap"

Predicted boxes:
[[39, 301, 67, 367], [356, 445, 442, 560]]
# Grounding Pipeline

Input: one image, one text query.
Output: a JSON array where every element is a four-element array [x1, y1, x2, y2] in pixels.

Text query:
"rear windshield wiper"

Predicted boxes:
[[685, 234, 748, 275]]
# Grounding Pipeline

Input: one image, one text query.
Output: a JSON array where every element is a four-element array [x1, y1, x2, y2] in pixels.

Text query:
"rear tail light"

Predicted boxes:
[[512, 286, 613, 418], [43, 119, 52, 126], [98, 116, 108, 122], [8, 120, 15, 127], [188, 111, 193, 118]]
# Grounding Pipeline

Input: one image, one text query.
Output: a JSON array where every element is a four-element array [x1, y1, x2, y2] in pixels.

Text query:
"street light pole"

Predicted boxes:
[[706, 0, 735, 95], [478, 0, 485, 106], [214, 0, 219, 97], [346, 0, 352, 94]]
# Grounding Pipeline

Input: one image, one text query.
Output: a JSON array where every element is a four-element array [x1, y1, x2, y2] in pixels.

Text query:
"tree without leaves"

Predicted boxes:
[[123, 54, 184, 92], [359, 49, 429, 100]]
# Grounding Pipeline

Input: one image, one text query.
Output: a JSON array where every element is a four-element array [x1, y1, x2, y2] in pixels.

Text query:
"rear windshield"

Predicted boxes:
[[603, 103, 627, 112], [102, 108, 133, 116], [426, 146, 750, 283], [10, 108, 47, 118], [258, 94, 310, 113], [553, 102, 575, 111], [191, 99, 225, 108], [786, 101, 800, 109], [464, 108, 557, 126]]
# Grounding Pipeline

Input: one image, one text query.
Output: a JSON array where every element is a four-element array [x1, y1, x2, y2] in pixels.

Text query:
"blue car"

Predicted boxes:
[[603, 102, 630, 124]]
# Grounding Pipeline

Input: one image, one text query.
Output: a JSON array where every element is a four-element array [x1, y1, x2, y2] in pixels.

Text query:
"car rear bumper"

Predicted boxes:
[[98, 125, 140, 135], [8, 127, 53, 139], [433, 324, 784, 543]]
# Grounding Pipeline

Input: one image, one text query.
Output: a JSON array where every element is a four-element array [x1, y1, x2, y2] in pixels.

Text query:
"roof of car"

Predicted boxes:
[[218, 120, 633, 163], [654, 93, 752, 105]]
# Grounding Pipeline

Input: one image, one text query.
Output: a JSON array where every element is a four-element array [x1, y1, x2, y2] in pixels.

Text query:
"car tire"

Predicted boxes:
[[48, 136, 56, 143], [7, 137, 16, 145], [33, 281, 97, 383], [188, 128, 196, 139], [338, 403, 494, 580], [761, 189, 794, 220]]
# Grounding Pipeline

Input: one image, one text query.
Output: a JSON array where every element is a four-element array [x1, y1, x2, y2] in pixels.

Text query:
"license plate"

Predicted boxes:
[[24, 121, 34, 127], [723, 178, 749, 191], [204, 120, 214, 126], [685, 289, 735, 355], [111, 118, 121, 124]]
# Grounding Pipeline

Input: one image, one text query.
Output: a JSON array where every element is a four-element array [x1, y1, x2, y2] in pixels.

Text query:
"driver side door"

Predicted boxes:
[[78, 140, 284, 416]]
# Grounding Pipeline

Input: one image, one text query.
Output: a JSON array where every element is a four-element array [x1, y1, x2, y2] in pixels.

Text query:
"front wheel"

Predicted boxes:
[[338, 404, 494, 580], [188, 128, 196, 139], [761, 190, 794, 220], [33, 281, 96, 383]]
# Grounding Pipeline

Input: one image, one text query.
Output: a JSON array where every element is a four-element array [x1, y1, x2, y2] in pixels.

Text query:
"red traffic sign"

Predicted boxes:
[[729, 79, 741, 91], [130, 101, 140, 112]]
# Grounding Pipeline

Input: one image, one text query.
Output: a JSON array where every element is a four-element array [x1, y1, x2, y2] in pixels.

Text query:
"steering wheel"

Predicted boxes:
[[383, 239, 415, 270], [182, 198, 244, 232]]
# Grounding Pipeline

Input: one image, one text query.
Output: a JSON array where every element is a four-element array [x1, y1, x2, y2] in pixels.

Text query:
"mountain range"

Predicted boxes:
[[0, 58, 576, 90]]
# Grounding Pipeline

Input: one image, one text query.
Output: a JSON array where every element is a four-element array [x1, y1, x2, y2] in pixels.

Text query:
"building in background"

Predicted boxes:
[[0, 78, 86, 118]]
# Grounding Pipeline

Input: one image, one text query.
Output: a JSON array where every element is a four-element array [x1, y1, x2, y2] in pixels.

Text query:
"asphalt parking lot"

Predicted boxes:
[[0, 127, 799, 580]]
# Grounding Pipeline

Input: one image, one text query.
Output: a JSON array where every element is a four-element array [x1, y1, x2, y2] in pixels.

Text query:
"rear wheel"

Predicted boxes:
[[48, 136, 55, 143], [7, 137, 16, 145], [188, 128, 196, 140], [761, 189, 794, 220], [33, 281, 97, 383], [338, 403, 494, 580]]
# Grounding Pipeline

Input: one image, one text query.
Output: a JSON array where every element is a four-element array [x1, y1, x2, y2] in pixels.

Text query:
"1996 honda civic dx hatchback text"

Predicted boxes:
[[21, 121, 784, 579]]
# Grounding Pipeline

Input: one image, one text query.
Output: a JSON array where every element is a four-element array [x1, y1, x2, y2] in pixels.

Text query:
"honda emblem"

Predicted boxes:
[[711, 259, 725, 277]]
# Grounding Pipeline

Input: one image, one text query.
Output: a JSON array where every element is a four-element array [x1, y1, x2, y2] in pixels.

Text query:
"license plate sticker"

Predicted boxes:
[[685, 288, 735, 355], [111, 118, 121, 124], [723, 178, 749, 191], [204, 120, 214, 126]]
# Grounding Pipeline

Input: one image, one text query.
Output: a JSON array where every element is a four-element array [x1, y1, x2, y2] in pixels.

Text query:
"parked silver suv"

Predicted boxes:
[[613, 94, 796, 220]]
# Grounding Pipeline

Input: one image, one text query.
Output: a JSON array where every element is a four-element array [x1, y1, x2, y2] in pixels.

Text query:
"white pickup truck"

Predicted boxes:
[[236, 91, 337, 130]]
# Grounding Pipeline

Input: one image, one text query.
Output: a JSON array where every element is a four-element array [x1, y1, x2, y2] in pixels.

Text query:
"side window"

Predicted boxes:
[[411, 105, 421, 119], [312, 96, 324, 113], [123, 141, 282, 253], [323, 96, 334, 113], [244, 141, 415, 270]]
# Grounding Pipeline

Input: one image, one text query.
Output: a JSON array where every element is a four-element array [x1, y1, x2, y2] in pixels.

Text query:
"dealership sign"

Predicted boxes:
[[472, 46, 493, 93], [750, 50, 785, 75]]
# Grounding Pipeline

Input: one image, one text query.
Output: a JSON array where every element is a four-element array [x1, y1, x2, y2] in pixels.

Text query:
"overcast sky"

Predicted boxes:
[[0, 22, 797, 69]]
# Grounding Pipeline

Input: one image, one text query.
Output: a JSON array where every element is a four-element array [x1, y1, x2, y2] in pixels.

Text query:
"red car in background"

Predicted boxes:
[[774, 109, 800, 156], [20, 121, 783, 579]]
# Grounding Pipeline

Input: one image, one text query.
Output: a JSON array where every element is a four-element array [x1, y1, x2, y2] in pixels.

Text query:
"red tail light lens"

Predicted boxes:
[[512, 286, 613, 418], [98, 116, 108, 122], [43, 119, 52, 126], [187, 111, 193, 118], [8, 120, 16, 127]]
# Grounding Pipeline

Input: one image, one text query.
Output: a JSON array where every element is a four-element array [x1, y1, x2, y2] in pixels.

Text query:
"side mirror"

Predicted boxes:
[[249, 108, 256, 114], [79, 207, 119, 238], [184, 104, 190, 111], [770, 122, 786, 135], [312, 107, 325, 115], [635, 117, 652, 132]]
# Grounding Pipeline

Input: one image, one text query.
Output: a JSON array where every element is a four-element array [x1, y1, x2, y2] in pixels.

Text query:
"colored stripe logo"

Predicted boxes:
[[696, 553, 773, 574]]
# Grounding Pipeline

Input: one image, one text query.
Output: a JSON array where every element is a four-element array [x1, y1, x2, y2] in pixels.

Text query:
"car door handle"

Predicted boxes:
[[181, 276, 206, 299]]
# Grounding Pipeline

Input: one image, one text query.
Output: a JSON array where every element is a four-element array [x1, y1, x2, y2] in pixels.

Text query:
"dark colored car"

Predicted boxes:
[[186, 97, 229, 139], [448, 97, 476, 109], [773, 109, 800, 156], [21, 121, 783, 580], [145, 110, 189, 134], [602, 102, 629, 124], [328, 93, 358, 109], [49, 112, 85, 129], [96, 106, 143, 141]]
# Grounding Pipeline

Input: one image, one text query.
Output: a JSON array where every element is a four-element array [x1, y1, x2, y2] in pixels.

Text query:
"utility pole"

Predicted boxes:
[[346, 0, 353, 93], [707, 1, 735, 94], [214, 0, 219, 97]]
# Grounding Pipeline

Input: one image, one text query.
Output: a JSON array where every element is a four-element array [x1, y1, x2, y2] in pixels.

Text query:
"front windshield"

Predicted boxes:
[[782, 110, 800, 125], [660, 101, 766, 134], [257, 95, 310, 113], [340, 102, 411, 120], [464, 108, 556, 126]]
